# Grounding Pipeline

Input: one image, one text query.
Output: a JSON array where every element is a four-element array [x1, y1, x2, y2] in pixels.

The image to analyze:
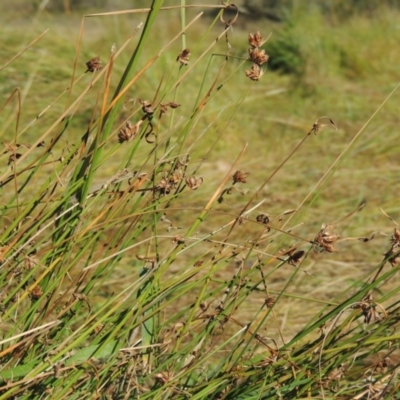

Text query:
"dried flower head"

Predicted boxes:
[[248, 31, 263, 48], [169, 171, 182, 185], [248, 48, 269, 66], [8, 153, 22, 165], [390, 227, 400, 247], [194, 261, 204, 267], [156, 178, 174, 195], [256, 214, 270, 225], [264, 296, 275, 308], [85, 56, 102, 73], [384, 228, 400, 267], [118, 121, 138, 143], [232, 170, 249, 184], [280, 247, 305, 266], [139, 100, 154, 116], [245, 64, 264, 81], [168, 101, 180, 109], [159, 102, 180, 116], [313, 223, 339, 253], [185, 176, 204, 190], [177, 48, 190, 66], [310, 117, 337, 135], [156, 171, 181, 195], [172, 235, 186, 245], [30, 285, 43, 300], [385, 247, 400, 267], [351, 294, 387, 325]]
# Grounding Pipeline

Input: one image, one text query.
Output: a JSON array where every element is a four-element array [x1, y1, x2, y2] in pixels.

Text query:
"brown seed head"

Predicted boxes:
[[156, 178, 174, 195], [248, 31, 263, 48], [30, 285, 43, 300], [310, 117, 337, 135], [248, 48, 269, 66], [139, 100, 154, 116], [172, 235, 186, 245], [8, 153, 22, 165], [385, 247, 400, 267], [288, 250, 305, 266], [159, 102, 180, 116], [232, 170, 249, 184], [245, 64, 264, 81], [194, 261, 204, 267], [264, 296, 275, 308], [390, 228, 400, 247], [177, 48, 190, 66], [118, 121, 138, 143], [185, 176, 204, 190], [313, 224, 340, 253], [86, 56, 102, 73], [256, 214, 270, 225]]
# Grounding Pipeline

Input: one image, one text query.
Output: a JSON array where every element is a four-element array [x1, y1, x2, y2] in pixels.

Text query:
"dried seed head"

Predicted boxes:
[[287, 250, 305, 266], [351, 295, 384, 324], [169, 171, 182, 185], [160, 101, 181, 117], [177, 48, 190, 66], [156, 171, 181, 195], [166, 101, 180, 109], [264, 296, 275, 308], [256, 214, 270, 225], [310, 117, 337, 135], [383, 228, 400, 267], [245, 64, 264, 81], [185, 176, 204, 190], [30, 285, 43, 300], [232, 170, 249, 184], [385, 247, 400, 267], [172, 235, 186, 245], [85, 56, 102, 73], [279, 247, 305, 265], [390, 228, 400, 247], [156, 178, 174, 195], [118, 121, 138, 143], [8, 153, 22, 165], [194, 260, 204, 267], [313, 223, 340, 253], [248, 48, 269, 66], [248, 31, 263, 48], [139, 100, 154, 116]]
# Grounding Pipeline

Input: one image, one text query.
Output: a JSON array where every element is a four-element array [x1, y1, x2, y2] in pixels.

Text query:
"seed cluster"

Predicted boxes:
[[245, 31, 269, 81]]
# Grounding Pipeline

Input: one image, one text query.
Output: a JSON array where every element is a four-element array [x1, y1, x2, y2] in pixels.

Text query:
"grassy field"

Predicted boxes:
[[1, 1, 400, 398]]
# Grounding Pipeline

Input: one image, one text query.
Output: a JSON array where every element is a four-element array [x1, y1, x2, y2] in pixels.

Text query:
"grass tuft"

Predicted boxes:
[[0, 2, 400, 399]]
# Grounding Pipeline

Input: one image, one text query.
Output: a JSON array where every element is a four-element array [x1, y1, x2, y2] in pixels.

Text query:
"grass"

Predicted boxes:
[[0, 1, 400, 398]]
